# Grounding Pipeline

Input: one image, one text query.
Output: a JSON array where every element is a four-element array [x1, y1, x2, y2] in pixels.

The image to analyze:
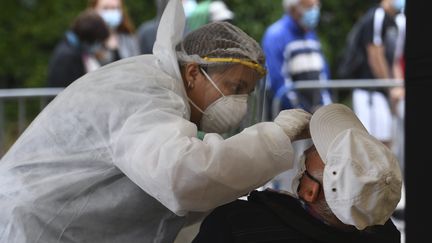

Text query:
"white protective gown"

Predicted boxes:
[[0, 0, 295, 242]]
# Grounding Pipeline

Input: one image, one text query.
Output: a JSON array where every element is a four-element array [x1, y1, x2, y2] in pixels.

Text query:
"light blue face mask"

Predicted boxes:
[[392, 0, 405, 12], [100, 9, 122, 29], [300, 5, 320, 30]]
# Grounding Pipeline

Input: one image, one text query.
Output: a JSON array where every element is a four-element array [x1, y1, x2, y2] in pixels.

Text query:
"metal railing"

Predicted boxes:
[[293, 78, 404, 102], [0, 79, 403, 157], [293, 78, 403, 89], [0, 88, 64, 156]]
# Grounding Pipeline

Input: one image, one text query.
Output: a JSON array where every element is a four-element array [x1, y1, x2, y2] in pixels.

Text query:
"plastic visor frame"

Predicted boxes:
[[212, 74, 268, 138], [235, 73, 268, 133], [198, 58, 268, 137], [202, 57, 267, 77], [202, 56, 268, 124]]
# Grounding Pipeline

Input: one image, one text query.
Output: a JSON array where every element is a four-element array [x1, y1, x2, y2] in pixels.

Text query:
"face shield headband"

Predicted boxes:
[[176, 42, 266, 79], [201, 57, 266, 78]]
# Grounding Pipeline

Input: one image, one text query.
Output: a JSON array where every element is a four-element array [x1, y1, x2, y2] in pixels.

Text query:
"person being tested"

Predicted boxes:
[[0, 0, 311, 242], [192, 103, 402, 243]]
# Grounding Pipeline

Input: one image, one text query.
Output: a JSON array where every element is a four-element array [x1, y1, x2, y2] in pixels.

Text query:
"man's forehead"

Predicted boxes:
[[305, 144, 326, 170]]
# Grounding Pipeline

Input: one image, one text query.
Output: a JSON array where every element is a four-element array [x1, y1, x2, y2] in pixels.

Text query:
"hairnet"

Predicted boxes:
[[176, 21, 266, 77]]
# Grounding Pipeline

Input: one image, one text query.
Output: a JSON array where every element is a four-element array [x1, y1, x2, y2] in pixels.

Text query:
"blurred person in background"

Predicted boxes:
[[88, 0, 140, 64], [137, 0, 170, 54], [0, 1, 312, 242], [341, 0, 406, 148], [183, 0, 198, 18], [261, 0, 332, 121], [46, 9, 110, 87], [185, 0, 234, 33], [137, 0, 205, 55]]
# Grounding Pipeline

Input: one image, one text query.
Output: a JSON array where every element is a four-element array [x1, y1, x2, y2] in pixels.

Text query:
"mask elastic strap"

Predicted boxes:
[[200, 68, 225, 97], [187, 97, 207, 115]]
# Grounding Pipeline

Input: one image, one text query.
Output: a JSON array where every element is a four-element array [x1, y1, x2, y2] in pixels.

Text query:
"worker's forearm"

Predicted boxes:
[[367, 44, 391, 79]]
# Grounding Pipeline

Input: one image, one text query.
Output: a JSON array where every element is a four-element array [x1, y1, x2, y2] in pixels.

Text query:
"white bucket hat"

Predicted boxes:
[[310, 103, 402, 230]]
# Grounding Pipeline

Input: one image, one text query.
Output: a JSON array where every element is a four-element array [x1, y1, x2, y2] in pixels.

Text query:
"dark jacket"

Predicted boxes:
[[192, 190, 400, 243], [46, 35, 85, 87]]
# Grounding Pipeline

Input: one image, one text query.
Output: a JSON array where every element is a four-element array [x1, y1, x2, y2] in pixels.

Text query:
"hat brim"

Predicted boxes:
[[310, 104, 368, 164]]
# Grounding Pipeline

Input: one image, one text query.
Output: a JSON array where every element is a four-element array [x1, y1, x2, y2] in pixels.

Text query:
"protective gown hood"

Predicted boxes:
[[153, 0, 185, 81], [0, 0, 296, 242]]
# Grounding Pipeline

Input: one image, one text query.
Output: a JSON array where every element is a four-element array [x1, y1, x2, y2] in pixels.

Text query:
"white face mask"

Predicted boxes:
[[277, 154, 306, 198], [286, 154, 306, 198], [99, 9, 122, 29], [188, 68, 249, 134]]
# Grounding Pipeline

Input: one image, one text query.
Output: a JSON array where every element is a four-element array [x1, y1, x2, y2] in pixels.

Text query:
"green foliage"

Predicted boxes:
[[318, 0, 372, 78], [124, 0, 157, 32], [0, 0, 158, 156], [0, 0, 373, 88], [0, 0, 87, 88], [226, 0, 284, 41], [0, 0, 375, 156], [0, 0, 156, 88], [224, 0, 372, 79]]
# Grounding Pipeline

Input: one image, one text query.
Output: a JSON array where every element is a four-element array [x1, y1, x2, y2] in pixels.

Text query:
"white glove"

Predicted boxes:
[[274, 109, 312, 141]]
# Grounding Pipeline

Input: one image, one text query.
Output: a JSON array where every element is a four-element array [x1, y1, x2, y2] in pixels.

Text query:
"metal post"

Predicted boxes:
[[18, 98, 26, 134]]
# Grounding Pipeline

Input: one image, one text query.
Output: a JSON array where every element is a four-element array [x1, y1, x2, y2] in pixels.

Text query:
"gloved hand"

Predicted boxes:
[[274, 109, 312, 141]]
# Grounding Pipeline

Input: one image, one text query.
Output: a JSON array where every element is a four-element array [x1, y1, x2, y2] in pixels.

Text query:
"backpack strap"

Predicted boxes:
[[373, 7, 385, 45]]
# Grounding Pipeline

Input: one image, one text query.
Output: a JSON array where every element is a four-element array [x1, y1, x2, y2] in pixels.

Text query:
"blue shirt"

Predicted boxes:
[[262, 14, 331, 116]]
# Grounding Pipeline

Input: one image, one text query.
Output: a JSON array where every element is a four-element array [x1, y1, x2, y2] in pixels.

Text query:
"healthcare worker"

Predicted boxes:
[[0, 0, 311, 242]]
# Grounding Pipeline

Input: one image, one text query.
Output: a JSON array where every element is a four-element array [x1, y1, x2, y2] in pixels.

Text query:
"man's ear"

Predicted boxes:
[[184, 63, 201, 89], [299, 181, 320, 203]]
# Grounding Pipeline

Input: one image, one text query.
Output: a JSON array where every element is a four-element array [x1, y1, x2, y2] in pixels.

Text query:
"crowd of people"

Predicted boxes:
[[47, 0, 140, 87], [262, 0, 332, 120], [0, 0, 406, 242], [47, 0, 236, 87]]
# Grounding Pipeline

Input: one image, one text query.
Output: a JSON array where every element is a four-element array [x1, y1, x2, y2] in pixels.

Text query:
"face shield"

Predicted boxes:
[[176, 21, 267, 137], [200, 63, 267, 137], [182, 61, 267, 137], [238, 71, 268, 133]]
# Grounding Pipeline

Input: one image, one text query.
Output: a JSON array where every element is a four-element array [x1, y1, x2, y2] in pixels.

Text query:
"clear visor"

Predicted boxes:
[[238, 74, 268, 130], [194, 63, 267, 137]]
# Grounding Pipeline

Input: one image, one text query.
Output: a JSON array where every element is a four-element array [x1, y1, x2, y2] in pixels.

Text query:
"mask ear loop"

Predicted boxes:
[[183, 65, 207, 116], [200, 67, 225, 97], [294, 154, 307, 196], [188, 67, 226, 121], [187, 97, 206, 114]]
